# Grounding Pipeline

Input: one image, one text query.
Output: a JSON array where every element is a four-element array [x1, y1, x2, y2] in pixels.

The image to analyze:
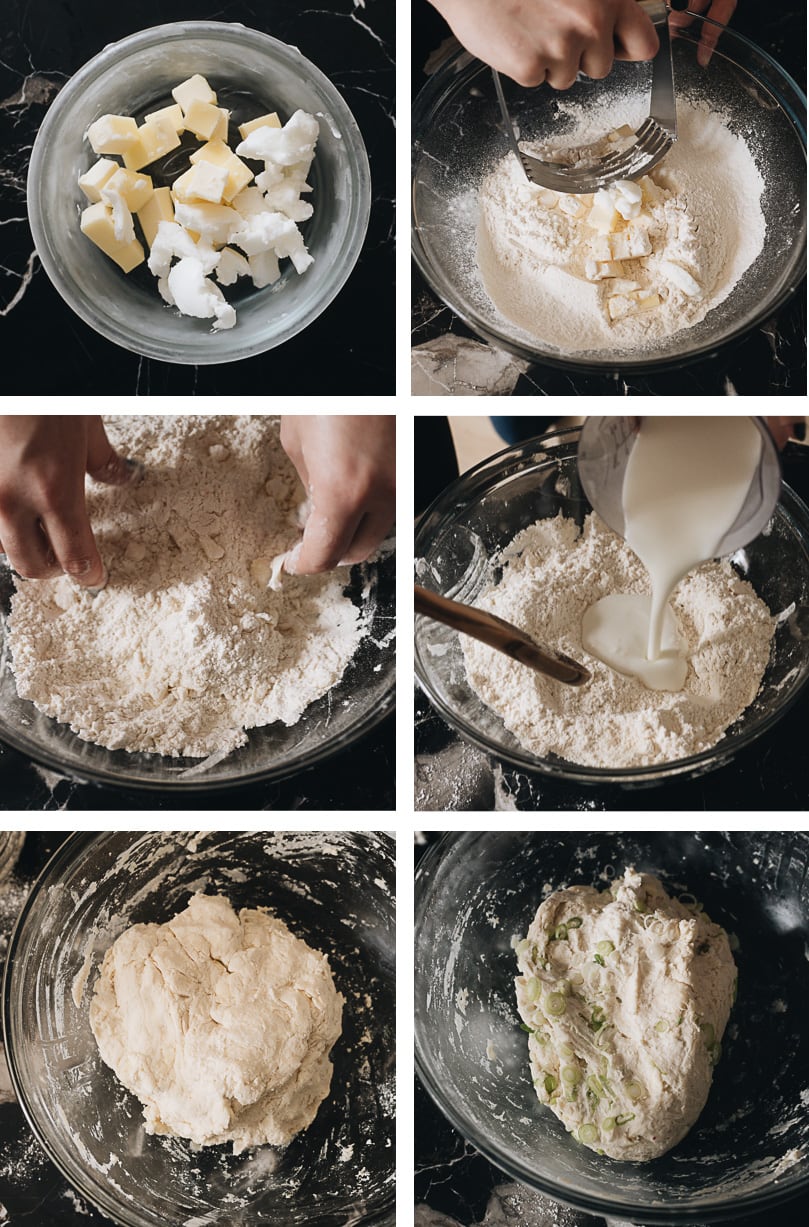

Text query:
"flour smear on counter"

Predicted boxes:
[[478, 97, 766, 352]]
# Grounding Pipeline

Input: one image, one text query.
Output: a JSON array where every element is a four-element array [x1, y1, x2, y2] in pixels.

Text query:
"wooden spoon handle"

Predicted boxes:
[[414, 585, 590, 687]]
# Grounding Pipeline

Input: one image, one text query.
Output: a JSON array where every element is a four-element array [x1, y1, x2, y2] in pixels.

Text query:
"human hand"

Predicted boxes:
[[429, 0, 659, 89], [0, 416, 132, 586], [669, 0, 737, 67], [279, 415, 396, 575], [766, 417, 807, 450]]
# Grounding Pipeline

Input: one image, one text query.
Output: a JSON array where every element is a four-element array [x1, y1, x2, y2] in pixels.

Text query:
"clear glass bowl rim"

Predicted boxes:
[[411, 17, 807, 375], [27, 20, 372, 365], [414, 424, 809, 786], [414, 831, 809, 1222]]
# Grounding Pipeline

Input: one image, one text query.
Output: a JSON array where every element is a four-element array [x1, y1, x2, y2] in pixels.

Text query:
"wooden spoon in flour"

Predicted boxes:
[[415, 585, 591, 687]]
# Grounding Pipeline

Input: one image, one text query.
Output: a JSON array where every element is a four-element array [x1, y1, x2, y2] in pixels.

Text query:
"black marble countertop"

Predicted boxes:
[[415, 444, 809, 812], [414, 836, 809, 1227], [0, 713, 394, 810], [1, 0, 393, 394], [411, 0, 806, 397]]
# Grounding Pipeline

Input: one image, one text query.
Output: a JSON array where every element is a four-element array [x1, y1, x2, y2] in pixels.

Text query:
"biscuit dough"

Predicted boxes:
[[515, 869, 736, 1161], [89, 893, 343, 1152]]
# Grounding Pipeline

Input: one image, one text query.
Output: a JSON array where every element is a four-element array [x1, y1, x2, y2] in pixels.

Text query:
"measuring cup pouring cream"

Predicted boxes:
[[577, 416, 781, 690]]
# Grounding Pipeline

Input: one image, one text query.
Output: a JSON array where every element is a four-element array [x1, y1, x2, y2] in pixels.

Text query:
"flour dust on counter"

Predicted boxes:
[[7, 416, 364, 757]]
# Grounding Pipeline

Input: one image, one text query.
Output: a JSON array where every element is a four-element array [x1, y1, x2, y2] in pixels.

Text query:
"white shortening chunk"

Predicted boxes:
[[613, 178, 643, 205], [137, 187, 175, 247], [259, 180, 313, 223], [147, 220, 220, 278], [614, 193, 642, 221], [173, 201, 239, 247], [78, 158, 119, 203], [238, 111, 281, 140], [248, 250, 281, 288], [144, 103, 185, 133], [231, 186, 268, 218], [610, 229, 652, 260], [123, 115, 181, 171], [533, 187, 557, 209], [87, 114, 140, 155], [558, 195, 584, 218], [215, 246, 251, 286], [587, 189, 620, 234], [80, 202, 144, 272], [167, 257, 236, 330], [230, 210, 291, 257], [236, 109, 319, 166], [173, 161, 230, 205], [100, 189, 136, 244], [660, 260, 702, 298], [172, 74, 217, 112]]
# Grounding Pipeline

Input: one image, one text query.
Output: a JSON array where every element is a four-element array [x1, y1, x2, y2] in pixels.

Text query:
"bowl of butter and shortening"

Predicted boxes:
[[28, 21, 370, 364]]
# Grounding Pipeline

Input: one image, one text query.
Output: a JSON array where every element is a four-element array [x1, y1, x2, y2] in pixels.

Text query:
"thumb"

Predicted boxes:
[[85, 417, 135, 485]]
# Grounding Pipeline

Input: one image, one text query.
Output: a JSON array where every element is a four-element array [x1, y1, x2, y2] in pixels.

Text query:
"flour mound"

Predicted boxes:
[[89, 893, 343, 1152], [477, 98, 766, 353], [463, 514, 774, 768], [8, 416, 363, 757]]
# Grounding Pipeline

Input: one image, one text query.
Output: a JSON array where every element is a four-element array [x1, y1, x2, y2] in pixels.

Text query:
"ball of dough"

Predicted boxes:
[[89, 892, 343, 1152]]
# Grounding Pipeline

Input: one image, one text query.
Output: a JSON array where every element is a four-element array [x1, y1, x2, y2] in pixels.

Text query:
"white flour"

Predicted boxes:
[[478, 97, 766, 352], [463, 514, 774, 768], [8, 416, 363, 758]]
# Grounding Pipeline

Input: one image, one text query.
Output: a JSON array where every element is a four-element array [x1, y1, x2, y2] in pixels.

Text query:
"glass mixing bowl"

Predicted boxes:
[[3, 831, 395, 1227], [28, 21, 371, 365], [412, 17, 806, 373], [415, 426, 809, 786], [415, 830, 809, 1223], [0, 549, 394, 791]]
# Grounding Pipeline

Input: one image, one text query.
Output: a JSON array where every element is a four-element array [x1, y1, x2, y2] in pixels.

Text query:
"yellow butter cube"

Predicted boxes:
[[144, 103, 185, 133], [103, 168, 154, 212], [188, 139, 253, 202], [587, 191, 620, 235], [86, 114, 140, 155], [238, 111, 281, 140], [78, 158, 119, 203], [137, 187, 175, 246], [172, 74, 217, 111], [172, 161, 230, 205], [80, 202, 144, 272], [183, 99, 230, 142], [123, 115, 181, 171]]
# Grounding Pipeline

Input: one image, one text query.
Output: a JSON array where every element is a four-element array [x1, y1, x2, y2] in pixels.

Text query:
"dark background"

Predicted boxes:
[[0, 1, 394, 394], [412, 0, 806, 396]]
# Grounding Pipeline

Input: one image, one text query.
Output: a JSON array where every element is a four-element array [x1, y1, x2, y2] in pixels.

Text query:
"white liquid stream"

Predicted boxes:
[[583, 417, 763, 691]]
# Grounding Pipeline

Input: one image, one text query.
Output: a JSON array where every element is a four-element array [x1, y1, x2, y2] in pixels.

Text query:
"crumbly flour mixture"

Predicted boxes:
[[89, 893, 343, 1153], [478, 98, 766, 352], [515, 868, 736, 1160], [8, 416, 363, 758], [463, 514, 774, 768]]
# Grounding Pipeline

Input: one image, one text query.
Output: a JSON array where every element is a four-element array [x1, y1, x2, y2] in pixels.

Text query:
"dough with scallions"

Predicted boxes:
[[89, 893, 343, 1153], [514, 868, 736, 1161]]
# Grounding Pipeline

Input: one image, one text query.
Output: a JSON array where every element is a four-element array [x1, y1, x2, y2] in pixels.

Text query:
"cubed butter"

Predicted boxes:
[[587, 190, 619, 235], [558, 196, 584, 218], [80, 202, 145, 272], [172, 74, 217, 112], [123, 115, 182, 171], [86, 114, 140, 155], [610, 229, 652, 260], [137, 187, 175, 247], [173, 161, 230, 205], [188, 139, 253, 202], [183, 99, 230, 142], [78, 158, 119, 203], [238, 111, 281, 140], [144, 103, 185, 133], [103, 168, 154, 212]]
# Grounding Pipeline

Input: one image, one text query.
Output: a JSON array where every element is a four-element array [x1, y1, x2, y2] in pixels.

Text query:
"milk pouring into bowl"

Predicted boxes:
[[579, 417, 777, 691]]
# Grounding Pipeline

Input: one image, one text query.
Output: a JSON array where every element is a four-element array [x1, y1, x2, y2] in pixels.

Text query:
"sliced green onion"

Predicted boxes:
[[676, 1014, 684, 1027], [598, 1074, 615, 1099], [596, 940, 615, 957], [602, 1116, 616, 1133], [544, 992, 567, 1017], [625, 1079, 645, 1102], [633, 899, 646, 914], [552, 923, 568, 941], [561, 1065, 582, 1087], [678, 892, 698, 907], [559, 1042, 574, 1059], [593, 953, 605, 967], [615, 1112, 636, 1126], [590, 1006, 606, 1032], [543, 1073, 558, 1095], [586, 1075, 601, 1098], [577, 1123, 598, 1144], [567, 917, 583, 929], [568, 970, 584, 987], [654, 1019, 669, 1034], [519, 1023, 533, 1033], [514, 938, 530, 956], [524, 976, 541, 1004]]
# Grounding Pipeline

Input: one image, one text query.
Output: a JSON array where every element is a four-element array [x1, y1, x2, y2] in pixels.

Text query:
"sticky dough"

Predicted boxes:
[[515, 868, 736, 1161], [89, 893, 343, 1152]]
